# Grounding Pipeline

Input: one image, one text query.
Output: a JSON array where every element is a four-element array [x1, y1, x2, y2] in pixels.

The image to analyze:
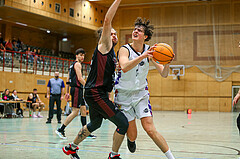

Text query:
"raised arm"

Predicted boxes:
[[98, 0, 121, 54]]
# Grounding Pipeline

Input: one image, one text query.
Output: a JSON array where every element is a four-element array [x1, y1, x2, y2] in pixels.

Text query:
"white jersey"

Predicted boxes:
[[115, 43, 150, 91]]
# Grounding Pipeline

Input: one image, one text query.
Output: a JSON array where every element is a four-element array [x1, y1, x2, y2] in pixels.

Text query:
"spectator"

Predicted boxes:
[[5, 39, 13, 51], [2, 89, 14, 116], [27, 88, 45, 118], [26, 47, 34, 62], [12, 39, 18, 51], [0, 33, 5, 51], [46, 72, 65, 123], [12, 90, 23, 117]]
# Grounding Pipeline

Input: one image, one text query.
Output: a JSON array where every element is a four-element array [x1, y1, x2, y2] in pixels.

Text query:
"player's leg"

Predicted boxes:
[[126, 119, 137, 153], [56, 107, 80, 139], [63, 100, 103, 159], [80, 105, 86, 126], [108, 111, 129, 158], [141, 116, 175, 159], [56, 87, 80, 139], [32, 103, 38, 118], [37, 102, 44, 118]]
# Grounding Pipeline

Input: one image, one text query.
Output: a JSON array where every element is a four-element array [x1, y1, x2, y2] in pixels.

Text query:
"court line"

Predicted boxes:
[[0, 143, 209, 159]]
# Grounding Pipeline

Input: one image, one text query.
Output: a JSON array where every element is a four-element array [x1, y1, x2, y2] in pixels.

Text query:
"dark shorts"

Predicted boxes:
[[85, 88, 119, 119], [70, 87, 85, 108]]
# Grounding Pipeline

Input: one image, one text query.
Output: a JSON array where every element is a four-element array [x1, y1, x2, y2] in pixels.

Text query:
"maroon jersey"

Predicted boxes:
[[85, 46, 116, 92]]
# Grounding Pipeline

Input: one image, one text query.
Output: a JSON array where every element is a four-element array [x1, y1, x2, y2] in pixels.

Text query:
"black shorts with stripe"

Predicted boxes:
[[84, 87, 119, 119], [70, 87, 85, 108]]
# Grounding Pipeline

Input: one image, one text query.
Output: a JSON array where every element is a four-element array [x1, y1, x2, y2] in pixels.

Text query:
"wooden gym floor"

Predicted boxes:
[[0, 111, 239, 159]]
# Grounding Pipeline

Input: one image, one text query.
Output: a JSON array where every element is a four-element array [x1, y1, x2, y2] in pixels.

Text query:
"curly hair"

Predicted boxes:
[[134, 17, 154, 41]]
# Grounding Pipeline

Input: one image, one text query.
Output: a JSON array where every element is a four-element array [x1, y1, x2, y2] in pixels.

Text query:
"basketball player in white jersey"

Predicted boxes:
[[115, 17, 175, 159]]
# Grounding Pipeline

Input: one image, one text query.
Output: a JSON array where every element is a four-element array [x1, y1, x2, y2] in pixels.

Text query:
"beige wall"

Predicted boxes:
[[0, 71, 68, 111]]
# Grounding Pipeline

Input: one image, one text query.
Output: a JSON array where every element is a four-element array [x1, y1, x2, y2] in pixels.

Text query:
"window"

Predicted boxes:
[[33, 0, 36, 3], [64, 8, 66, 13], [55, 3, 61, 13], [70, 8, 74, 17], [77, 13, 79, 17], [49, 4, 52, 8]]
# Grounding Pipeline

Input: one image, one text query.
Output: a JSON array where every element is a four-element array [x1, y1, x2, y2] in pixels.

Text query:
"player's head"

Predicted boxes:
[[75, 48, 85, 63], [132, 17, 154, 42], [97, 27, 118, 45], [33, 88, 37, 94]]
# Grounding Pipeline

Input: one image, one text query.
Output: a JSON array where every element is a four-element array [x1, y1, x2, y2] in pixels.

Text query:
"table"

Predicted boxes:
[[0, 100, 29, 118]]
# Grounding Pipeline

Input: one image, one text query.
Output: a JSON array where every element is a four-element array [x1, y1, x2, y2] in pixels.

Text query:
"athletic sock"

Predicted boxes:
[[33, 112, 36, 116], [81, 116, 86, 127], [165, 149, 175, 159], [60, 124, 66, 131], [37, 112, 41, 116], [110, 151, 118, 157], [70, 142, 78, 150]]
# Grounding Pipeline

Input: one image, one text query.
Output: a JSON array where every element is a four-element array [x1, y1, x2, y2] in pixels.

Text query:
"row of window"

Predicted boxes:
[[32, 0, 103, 19]]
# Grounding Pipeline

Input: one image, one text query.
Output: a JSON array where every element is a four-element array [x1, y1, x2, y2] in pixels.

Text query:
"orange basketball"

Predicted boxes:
[[152, 43, 174, 64]]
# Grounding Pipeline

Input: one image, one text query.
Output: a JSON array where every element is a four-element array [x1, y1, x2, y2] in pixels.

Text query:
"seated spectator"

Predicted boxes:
[[5, 39, 13, 51], [12, 90, 23, 117], [26, 47, 34, 62], [2, 89, 14, 115], [0, 33, 5, 51], [27, 88, 44, 118], [12, 39, 18, 51]]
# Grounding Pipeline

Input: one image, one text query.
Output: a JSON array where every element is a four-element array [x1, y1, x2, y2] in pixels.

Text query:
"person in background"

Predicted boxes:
[[27, 88, 45, 118], [232, 89, 240, 135], [0, 33, 5, 51], [12, 90, 23, 117], [46, 72, 65, 124]]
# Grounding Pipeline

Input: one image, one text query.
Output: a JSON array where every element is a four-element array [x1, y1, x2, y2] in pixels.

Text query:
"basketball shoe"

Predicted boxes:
[[108, 152, 122, 159], [62, 144, 80, 159], [127, 139, 136, 153], [55, 128, 67, 139]]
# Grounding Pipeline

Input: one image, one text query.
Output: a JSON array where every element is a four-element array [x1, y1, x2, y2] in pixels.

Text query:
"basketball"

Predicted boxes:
[[152, 43, 174, 64]]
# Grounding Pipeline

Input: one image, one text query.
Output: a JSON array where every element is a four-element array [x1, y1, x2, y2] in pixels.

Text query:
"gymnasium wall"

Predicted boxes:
[[148, 67, 235, 112], [4, 0, 107, 30], [114, 0, 240, 66], [0, 71, 68, 111], [113, 0, 240, 112]]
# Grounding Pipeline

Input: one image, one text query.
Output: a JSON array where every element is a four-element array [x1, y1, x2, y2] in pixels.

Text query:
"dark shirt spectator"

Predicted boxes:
[[0, 33, 5, 50]]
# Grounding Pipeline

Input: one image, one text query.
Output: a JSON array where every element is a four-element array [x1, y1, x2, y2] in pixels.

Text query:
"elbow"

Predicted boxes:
[[104, 18, 111, 25], [121, 67, 128, 73], [162, 74, 168, 78]]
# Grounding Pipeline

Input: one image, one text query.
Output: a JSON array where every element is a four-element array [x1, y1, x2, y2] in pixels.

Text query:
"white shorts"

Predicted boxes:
[[114, 89, 152, 122]]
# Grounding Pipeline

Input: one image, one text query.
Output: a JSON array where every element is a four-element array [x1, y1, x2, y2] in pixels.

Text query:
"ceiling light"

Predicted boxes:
[[16, 22, 28, 26], [62, 38, 68, 42], [47, 30, 50, 33]]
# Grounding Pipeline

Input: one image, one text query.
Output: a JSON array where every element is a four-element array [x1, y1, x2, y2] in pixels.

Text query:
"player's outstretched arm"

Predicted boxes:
[[98, 0, 121, 54]]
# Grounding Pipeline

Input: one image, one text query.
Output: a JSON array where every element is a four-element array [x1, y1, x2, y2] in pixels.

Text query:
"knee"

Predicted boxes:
[[144, 127, 156, 138], [117, 119, 129, 135], [87, 121, 102, 132]]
